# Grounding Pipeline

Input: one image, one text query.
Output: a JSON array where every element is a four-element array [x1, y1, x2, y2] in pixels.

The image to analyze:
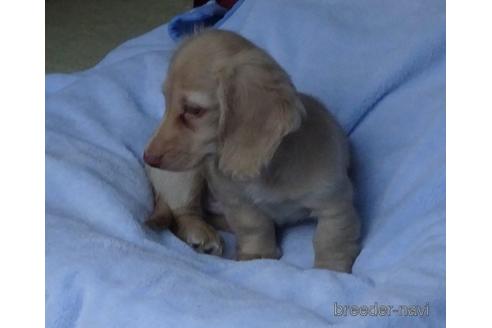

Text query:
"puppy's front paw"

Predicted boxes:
[[174, 218, 224, 256]]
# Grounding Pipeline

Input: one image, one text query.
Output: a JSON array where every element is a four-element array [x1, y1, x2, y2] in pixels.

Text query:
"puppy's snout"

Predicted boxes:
[[143, 152, 163, 168]]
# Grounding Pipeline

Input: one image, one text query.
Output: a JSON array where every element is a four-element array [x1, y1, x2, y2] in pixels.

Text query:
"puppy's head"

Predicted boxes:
[[144, 30, 305, 178]]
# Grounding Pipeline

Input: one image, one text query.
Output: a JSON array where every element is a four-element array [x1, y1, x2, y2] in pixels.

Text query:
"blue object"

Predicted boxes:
[[46, 0, 445, 327], [168, 1, 228, 41]]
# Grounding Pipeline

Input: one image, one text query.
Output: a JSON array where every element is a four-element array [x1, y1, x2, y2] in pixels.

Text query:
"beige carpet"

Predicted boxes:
[[46, 0, 191, 73]]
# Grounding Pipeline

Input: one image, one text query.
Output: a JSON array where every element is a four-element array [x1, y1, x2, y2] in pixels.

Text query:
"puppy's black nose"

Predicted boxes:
[[143, 152, 162, 167]]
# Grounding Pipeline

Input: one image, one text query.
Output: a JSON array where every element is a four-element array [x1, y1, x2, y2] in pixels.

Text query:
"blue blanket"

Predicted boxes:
[[46, 0, 445, 327]]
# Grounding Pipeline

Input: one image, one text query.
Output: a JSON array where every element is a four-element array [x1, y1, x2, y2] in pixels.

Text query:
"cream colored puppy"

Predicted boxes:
[[144, 30, 360, 272]]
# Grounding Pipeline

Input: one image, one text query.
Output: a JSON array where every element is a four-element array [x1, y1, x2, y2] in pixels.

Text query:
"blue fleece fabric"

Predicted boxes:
[[46, 0, 445, 327]]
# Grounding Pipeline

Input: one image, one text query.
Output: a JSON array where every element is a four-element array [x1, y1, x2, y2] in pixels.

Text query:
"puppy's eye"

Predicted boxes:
[[183, 104, 205, 117]]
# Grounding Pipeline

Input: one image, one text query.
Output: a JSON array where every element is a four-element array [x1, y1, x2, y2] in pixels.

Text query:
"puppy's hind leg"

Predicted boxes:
[[312, 200, 360, 273]]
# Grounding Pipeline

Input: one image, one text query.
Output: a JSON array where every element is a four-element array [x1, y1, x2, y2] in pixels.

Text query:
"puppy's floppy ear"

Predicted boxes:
[[216, 49, 305, 179]]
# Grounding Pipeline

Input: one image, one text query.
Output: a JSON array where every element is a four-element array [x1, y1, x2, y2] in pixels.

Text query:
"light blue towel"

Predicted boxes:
[[46, 0, 445, 327]]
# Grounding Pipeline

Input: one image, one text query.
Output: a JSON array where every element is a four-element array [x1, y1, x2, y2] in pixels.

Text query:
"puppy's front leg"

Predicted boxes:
[[312, 201, 360, 273], [223, 204, 280, 261], [146, 166, 223, 256]]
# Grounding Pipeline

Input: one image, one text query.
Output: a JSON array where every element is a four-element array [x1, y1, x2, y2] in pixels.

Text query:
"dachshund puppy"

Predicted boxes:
[[144, 29, 360, 272]]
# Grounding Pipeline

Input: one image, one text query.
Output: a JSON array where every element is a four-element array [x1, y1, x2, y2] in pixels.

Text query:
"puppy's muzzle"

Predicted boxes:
[[143, 152, 162, 168]]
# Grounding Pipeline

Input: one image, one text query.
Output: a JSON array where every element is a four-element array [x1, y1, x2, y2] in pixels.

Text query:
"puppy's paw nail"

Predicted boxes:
[[184, 224, 223, 257]]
